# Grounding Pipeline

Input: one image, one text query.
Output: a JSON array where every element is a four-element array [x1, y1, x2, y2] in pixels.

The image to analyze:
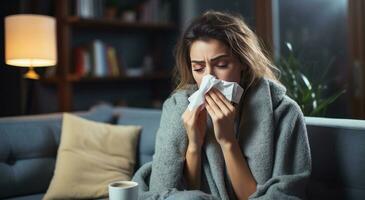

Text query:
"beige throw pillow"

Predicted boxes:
[[44, 113, 141, 200]]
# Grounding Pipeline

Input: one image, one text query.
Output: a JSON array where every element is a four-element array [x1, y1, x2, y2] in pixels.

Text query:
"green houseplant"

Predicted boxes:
[[276, 43, 346, 116]]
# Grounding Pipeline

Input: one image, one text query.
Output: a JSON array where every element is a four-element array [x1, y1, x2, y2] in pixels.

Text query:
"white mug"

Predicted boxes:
[[108, 181, 139, 200]]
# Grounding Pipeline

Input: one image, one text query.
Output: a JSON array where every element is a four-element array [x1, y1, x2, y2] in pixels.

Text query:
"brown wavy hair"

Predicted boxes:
[[173, 10, 279, 91]]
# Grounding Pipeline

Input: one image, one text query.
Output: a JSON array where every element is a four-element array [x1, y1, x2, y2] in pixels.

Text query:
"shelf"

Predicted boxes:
[[66, 17, 177, 32], [41, 73, 171, 84], [51, 0, 177, 111], [72, 74, 171, 82]]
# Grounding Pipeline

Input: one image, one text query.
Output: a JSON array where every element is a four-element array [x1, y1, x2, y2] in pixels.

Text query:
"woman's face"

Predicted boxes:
[[189, 39, 244, 86]]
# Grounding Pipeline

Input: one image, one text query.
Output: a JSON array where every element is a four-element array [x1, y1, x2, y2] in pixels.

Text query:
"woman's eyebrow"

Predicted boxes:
[[191, 54, 229, 64]]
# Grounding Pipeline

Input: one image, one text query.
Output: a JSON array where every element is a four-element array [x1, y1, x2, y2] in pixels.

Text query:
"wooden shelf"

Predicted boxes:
[[41, 73, 171, 84], [72, 74, 171, 82], [66, 17, 177, 32]]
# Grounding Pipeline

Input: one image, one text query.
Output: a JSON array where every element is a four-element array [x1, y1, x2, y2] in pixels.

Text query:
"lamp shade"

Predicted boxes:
[[5, 14, 57, 67]]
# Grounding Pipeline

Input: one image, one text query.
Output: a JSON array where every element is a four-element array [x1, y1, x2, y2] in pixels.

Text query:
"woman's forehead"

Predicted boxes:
[[189, 39, 230, 60]]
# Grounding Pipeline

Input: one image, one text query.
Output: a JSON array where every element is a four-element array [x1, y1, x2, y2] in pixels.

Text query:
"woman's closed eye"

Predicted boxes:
[[193, 65, 204, 72], [217, 64, 227, 68], [216, 62, 228, 68]]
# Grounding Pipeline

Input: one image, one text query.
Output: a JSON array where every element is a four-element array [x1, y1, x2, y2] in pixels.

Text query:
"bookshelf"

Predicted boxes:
[[41, 73, 171, 83], [47, 0, 177, 111], [67, 17, 177, 31]]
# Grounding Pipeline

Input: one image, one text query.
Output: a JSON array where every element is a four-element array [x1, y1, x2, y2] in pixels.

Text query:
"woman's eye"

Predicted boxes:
[[193, 65, 204, 72], [217, 63, 228, 68], [193, 68, 204, 72]]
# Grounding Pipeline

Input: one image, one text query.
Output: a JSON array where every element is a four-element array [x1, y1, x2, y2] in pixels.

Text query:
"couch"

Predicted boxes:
[[0, 104, 364, 200]]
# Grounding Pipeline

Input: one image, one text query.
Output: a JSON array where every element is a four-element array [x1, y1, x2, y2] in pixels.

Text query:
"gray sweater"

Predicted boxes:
[[132, 78, 312, 200]]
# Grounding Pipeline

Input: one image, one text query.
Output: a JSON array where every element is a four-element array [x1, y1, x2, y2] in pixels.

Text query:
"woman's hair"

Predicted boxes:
[[173, 10, 279, 91]]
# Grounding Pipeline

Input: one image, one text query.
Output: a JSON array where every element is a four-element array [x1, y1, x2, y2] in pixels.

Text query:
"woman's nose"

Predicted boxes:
[[205, 65, 215, 76]]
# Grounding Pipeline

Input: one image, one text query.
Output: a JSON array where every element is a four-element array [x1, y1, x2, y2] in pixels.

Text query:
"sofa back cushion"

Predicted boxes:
[[0, 105, 114, 199], [115, 107, 161, 170], [305, 117, 365, 200]]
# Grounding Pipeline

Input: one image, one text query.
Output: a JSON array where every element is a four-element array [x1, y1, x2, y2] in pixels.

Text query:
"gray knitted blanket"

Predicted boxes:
[[132, 78, 311, 200]]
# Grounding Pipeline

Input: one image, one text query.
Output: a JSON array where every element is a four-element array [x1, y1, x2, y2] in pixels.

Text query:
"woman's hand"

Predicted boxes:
[[182, 105, 207, 150], [205, 88, 237, 147]]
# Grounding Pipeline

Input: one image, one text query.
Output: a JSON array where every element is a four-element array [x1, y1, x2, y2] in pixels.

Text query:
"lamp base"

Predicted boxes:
[[24, 67, 39, 79]]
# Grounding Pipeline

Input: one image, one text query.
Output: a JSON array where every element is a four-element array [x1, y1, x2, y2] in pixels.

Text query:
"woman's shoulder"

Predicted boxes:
[[257, 77, 303, 117], [280, 95, 303, 117], [267, 82, 304, 121], [162, 84, 198, 111]]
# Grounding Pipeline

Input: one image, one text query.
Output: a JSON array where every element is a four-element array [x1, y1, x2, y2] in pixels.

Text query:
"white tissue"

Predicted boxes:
[[188, 74, 244, 111]]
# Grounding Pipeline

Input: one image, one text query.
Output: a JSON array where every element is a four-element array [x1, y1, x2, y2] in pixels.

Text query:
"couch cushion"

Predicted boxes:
[[0, 104, 114, 199], [44, 113, 141, 200], [115, 107, 162, 170], [305, 117, 365, 200]]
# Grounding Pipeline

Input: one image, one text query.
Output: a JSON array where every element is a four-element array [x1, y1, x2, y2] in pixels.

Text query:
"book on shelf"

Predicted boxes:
[[75, 0, 104, 19], [91, 40, 106, 77], [138, 0, 171, 23], [106, 45, 122, 76], [74, 47, 85, 76], [74, 0, 172, 24], [73, 40, 124, 78]]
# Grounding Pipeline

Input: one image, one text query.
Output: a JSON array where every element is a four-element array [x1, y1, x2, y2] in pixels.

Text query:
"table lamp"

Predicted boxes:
[[5, 14, 57, 79]]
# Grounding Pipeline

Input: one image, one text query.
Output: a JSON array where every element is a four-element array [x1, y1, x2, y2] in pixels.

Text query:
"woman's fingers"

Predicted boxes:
[[205, 94, 224, 119], [205, 102, 215, 119], [211, 88, 235, 112], [206, 89, 230, 115]]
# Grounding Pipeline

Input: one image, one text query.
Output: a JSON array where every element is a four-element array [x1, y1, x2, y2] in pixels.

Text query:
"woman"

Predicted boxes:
[[133, 11, 311, 200]]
